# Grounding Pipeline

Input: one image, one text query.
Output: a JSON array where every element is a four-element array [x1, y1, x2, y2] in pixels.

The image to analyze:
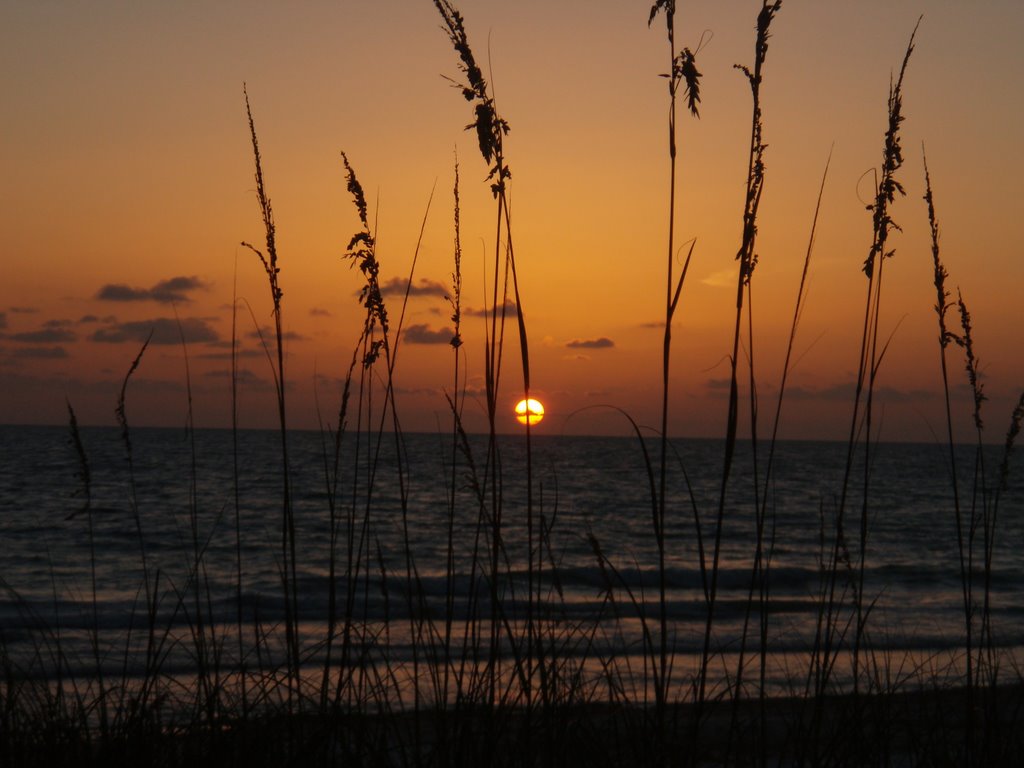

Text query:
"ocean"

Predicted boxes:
[[1, 423, 1022, 702]]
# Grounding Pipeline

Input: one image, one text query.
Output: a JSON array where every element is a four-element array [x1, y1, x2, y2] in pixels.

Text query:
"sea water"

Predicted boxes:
[[1, 424, 1022, 699]]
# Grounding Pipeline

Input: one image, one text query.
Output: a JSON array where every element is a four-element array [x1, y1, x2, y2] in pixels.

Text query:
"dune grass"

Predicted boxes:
[[2, 2, 1024, 766]]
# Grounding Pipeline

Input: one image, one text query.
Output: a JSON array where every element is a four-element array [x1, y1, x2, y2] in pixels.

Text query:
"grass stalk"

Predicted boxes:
[[733, 147, 831, 759], [240, 86, 300, 701], [433, 1, 534, 722], [65, 402, 106, 742], [442, 154, 464, 729], [850, 23, 919, 706], [649, 2, 702, 743], [698, 5, 781, 744], [923, 151, 978, 753]]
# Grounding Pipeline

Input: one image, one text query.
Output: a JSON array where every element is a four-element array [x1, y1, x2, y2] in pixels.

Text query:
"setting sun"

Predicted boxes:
[[514, 398, 545, 426]]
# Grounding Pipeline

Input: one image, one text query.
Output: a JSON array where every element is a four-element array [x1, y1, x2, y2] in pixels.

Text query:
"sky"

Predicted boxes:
[[2, 0, 1022, 441]]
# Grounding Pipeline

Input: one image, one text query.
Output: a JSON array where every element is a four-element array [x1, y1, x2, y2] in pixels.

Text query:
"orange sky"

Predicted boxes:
[[2, 1, 1022, 440]]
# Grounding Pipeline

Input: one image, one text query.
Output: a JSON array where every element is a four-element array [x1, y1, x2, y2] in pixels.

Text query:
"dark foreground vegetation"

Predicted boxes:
[[4, 1, 1024, 765], [6, 685, 1024, 767]]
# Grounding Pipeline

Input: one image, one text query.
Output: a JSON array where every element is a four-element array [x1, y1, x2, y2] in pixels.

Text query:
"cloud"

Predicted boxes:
[[780, 383, 935, 403], [11, 346, 68, 359], [379, 277, 448, 297], [98, 285, 151, 302], [203, 368, 274, 390], [404, 324, 454, 344], [9, 307, 38, 314], [462, 300, 517, 318], [785, 384, 853, 402], [701, 269, 736, 288], [0, 313, 6, 330], [196, 348, 266, 360], [8, 328, 77, 343], [154, 276, 205, 293], [566, 337, 614, 349], [310, 307, 333, 317], [91, 317, 219, 345], [78, 314, 118, 323], [392, 385, 444, 396], [873, 386, 936, 403], [96, 275, 208, 304], [313, 371, 346, 386], [245, 327, 307, 342]]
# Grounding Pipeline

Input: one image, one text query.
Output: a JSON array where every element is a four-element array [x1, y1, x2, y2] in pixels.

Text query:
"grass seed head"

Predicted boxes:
[[340, 152, 389, 365], [957, 290, 986, 430]]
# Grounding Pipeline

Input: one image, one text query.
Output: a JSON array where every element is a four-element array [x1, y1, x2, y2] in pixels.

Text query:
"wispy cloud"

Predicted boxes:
[[404, 324, 454, 344], [196, 348, 266, 360], [566, 337, 614, 349], [96, 276, 208, 304], [392, 385, 444, 396], [78, 314, 117, 324], [783, 383, 854, 402], [463, 300, 517, 318], [701, 269, 736, 288], [310, 307, 333, 317], [11, 346, 68, 359], [91, 317, 219, 345], [7, 328, 77, 343], [378, 277, 448, 298], [245, 327, 307, 342], [758, 382, 936, 403], [203, 368, 274, 390]]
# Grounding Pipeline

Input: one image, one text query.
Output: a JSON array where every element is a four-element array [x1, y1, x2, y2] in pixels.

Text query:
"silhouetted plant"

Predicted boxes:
[[433, 0, 536, 722], [837, 18, 919, 708], [924, 151, 978, 753], [701, 0, 781, 727], [240, 88, 301, 716], [342, 152, 389, 369], [648, 3, 701, 747]]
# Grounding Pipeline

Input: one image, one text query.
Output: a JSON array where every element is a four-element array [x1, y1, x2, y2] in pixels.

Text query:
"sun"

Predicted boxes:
[[514, 398, 545, 426]]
